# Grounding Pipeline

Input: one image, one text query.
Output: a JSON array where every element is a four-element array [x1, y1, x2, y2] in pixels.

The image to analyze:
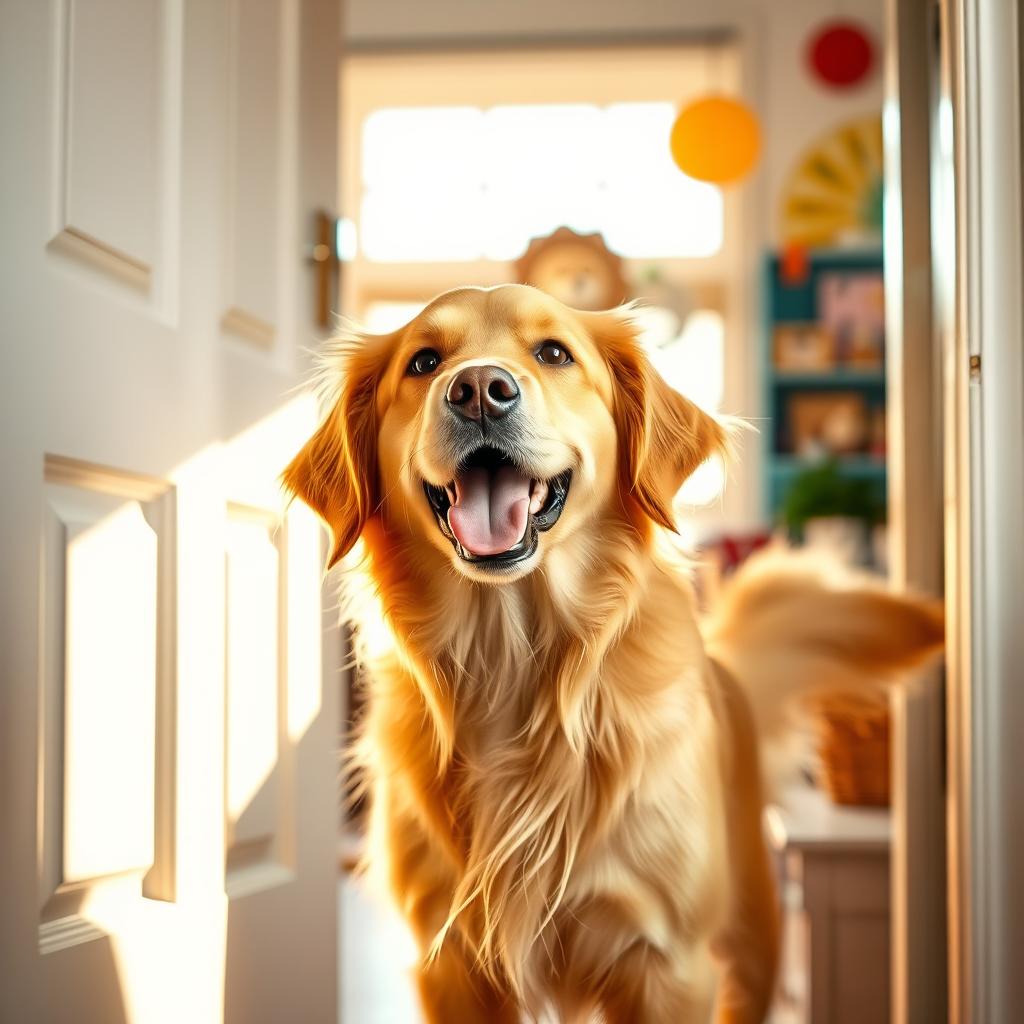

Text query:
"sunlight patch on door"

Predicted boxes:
[[225, 514, 281, 832]]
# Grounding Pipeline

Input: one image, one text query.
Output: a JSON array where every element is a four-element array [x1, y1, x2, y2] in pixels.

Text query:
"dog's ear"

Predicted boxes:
[[282, 334, 391, 568], [594, 309, 728, 531]]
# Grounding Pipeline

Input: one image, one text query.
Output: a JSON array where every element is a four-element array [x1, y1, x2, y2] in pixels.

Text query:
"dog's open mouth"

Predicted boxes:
[[423, 446, 572, 568]]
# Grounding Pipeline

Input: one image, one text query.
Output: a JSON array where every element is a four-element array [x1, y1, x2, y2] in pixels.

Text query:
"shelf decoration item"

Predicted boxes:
[[810, 690, 891, 807], [778, 459, 879, 530], [761, 249, 887, 545], [773, 323, 835, 372], [787, 392, 869, 458], [779, 116, 884, 248], [634, 266, 694, 336], [669, 96, 761, 185], [515, 227, 629, 311], [780, 243, 810, 286], [818, 270, 885, 368], [807, 20, 875, 90]]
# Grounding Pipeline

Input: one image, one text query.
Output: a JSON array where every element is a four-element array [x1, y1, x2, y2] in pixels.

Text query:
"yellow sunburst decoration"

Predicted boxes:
[[779, 116, 883, 247]]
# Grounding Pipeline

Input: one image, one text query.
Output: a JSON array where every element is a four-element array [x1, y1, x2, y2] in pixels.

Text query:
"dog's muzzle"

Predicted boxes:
[[423, 443, 572, 571]]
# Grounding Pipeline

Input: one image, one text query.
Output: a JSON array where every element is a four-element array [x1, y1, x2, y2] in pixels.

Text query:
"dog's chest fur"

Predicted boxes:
[[355, 537, 730, 997]]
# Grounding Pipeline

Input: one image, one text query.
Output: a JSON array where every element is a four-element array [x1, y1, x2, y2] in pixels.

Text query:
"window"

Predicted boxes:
[[359, 103, 722, 262], [636, 307, 726, 507]]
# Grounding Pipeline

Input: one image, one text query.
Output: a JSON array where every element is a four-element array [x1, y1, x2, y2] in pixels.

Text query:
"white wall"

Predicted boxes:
[[756, 1, 884, 245]]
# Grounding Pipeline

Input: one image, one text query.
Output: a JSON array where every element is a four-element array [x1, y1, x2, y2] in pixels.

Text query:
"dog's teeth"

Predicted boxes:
[[445, 483, 457, 505], [529, 479, 548, 515]]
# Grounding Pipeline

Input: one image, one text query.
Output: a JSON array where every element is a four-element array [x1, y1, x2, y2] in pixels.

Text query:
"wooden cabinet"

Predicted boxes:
[[767, 785, 892, 1024]]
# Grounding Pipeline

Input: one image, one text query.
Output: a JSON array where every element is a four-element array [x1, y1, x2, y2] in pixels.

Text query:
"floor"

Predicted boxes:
[[339, 874, 424, 1024], [338, 872, 800, 1024]]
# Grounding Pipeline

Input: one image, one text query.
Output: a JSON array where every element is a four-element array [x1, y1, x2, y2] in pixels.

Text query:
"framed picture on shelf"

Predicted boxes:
[[786, 391, 870, 457], [773, 322, 835, 371], [817, 271, 885, 369]]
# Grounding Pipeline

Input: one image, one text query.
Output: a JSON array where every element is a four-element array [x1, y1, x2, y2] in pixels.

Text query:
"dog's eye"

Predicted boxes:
[[407, 348, 441, 376], [536, 341, 573, 366]]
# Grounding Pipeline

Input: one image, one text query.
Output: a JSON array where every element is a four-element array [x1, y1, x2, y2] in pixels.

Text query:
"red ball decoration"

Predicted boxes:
[[809, 21, 874, 89]]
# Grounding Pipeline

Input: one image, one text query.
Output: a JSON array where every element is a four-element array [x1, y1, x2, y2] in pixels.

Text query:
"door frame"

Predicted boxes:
[[886, 1, 1024, 1019], [882, 1, 948, 1021], [939, 0, 1024, 1021]]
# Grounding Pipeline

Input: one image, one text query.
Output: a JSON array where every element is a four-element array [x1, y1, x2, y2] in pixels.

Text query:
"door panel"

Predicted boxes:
[[224, 502, 293, 898], [39, 460, 179, 962], [0, 0, 339, 1020], [51, 0, 180, 302], [217, 0, 340, 1020], [221, 399, 339, 1024], [221, 0, 288, 347]]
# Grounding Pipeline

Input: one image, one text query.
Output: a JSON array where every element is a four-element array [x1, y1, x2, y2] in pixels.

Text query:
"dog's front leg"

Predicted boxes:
[[415, 938, 520, 1024], [383, 807, 520, 1023], [597, 940, 717, 1024]]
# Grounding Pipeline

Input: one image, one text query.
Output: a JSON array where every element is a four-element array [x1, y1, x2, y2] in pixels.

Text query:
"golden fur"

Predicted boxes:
[[284, 285, 943, 1023]]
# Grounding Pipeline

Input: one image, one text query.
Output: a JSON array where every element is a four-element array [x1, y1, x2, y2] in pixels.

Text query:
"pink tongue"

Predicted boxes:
[[448, 466, 531, 556]]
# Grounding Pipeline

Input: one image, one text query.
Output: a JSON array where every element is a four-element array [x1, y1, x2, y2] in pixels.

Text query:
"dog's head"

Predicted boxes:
[[284, 285, 726, 583]]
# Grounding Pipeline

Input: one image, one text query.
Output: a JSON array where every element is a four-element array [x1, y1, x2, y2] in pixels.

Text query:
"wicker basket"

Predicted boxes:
[[812, 691, 891, 807]]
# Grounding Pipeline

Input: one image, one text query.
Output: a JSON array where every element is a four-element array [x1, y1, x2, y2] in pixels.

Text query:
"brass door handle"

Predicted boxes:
[[308, 210, 339, 329]]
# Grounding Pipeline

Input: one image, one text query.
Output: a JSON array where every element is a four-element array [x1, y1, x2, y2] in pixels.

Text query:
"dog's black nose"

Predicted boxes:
[[445, 365, 520, 423]]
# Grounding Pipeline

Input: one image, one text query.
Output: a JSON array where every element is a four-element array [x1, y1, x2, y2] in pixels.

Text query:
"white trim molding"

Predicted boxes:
[[941, 1, 1024, 1021]]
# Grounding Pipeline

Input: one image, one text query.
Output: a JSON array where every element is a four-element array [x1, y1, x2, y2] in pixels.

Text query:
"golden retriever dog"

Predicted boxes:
[[284, 285, 943, 1023]]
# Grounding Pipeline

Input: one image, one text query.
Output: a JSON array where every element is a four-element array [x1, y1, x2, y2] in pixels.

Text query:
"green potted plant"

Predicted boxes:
[[780, 459, 884, 565]]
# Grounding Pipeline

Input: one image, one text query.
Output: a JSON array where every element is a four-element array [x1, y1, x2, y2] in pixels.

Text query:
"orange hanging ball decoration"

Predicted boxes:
[[670, 96, 761, 185]]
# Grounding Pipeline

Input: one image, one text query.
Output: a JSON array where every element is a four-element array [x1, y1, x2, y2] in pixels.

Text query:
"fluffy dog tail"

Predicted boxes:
[[702, 545, 944, 783]]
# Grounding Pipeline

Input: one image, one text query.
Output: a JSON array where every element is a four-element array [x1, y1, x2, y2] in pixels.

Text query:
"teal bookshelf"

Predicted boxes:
[[761, 249, 887, 527]]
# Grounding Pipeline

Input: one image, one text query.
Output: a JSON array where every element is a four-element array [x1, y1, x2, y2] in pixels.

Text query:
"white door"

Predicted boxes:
[[0, 2, 340, 1022]]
